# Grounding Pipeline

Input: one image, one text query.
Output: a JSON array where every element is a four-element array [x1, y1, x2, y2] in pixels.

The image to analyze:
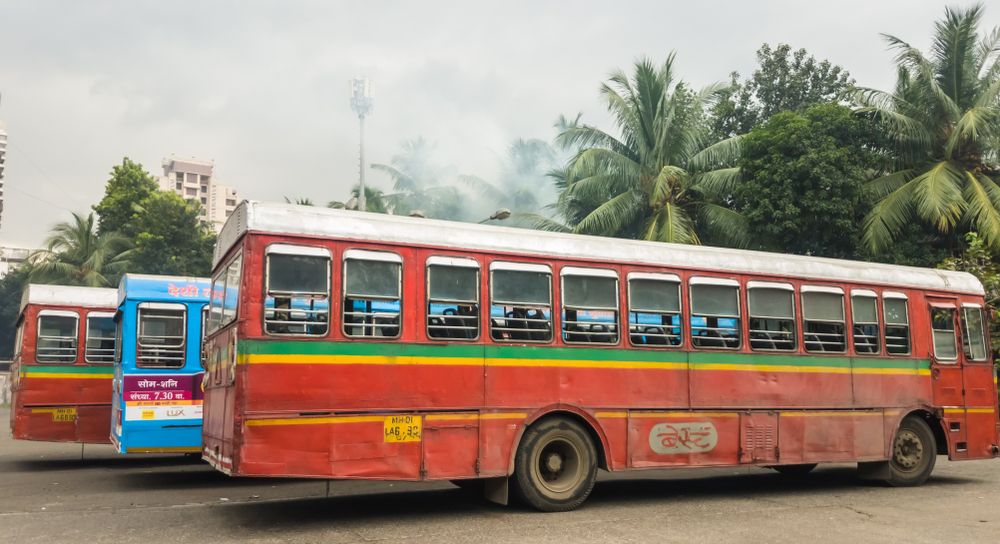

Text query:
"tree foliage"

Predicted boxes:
[[712, 43, 853, 139], [735, 103, 873, 258], [29, 212, 131, 287], [370, 137, 464, 220], [939, 232, 1000, 356], [92, 157, 158, 236], [128, 191, 216, 277], [0, 266, 32, 359], [554, 54, 746, 245], [856, 4, 1000, 253]]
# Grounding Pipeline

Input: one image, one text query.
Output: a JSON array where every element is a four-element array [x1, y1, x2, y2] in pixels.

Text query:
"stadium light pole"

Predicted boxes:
[[349, 78, 373, 212]]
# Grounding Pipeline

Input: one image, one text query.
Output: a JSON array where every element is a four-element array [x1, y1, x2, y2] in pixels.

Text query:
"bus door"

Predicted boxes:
[[927, 297, 967, 456], [957, 303, 997, 458]]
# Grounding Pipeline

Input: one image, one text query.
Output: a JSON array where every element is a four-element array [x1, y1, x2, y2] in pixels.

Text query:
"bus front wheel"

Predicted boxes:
[[886, 416, 937, 486], [512, 417, 597, 512]]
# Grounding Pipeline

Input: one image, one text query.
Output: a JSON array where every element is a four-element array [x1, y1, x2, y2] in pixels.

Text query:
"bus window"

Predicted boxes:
[[961, 305, 987, 361], [562, 267, 618, 345], [628, 273, 681, 347], [36, 311, 79, 363], [137, 303, 186, 368], [426, 257, 479, 341], [851, 291, 880, 354], [13, 320, 24, 358], [883, 293, 910, 355], [265, 245, 330, 336], [748, 282, 795, 351], [931, 307, 958, 361], [490, 262, 552, 342], [85, 312, 117, 363], [802, 287, 846, 353], [343, 250, 401, 338], [223, 255, 242, 325], [689, 278, 740, 349]]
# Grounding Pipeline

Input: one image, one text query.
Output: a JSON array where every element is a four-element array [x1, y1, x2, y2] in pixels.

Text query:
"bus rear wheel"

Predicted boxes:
[[512, 417, 597, 512], [886, 416, 937, 487]]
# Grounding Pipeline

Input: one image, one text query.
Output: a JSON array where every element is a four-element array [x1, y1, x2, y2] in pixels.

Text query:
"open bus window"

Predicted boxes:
[[851, 292, 880, 354], [490, 263, 552, 342], [343, 250, 401, 338], [802, 288, 846, 353], [265, 245, 330, 336], [85, 313, 117, 363], [689, 279, 740, 349], [961, 305, 988, 361], [931, 307, 958, 360], [137, 303, 186, 368], [562, 267, 618, 344], [36, 311, 79, 363], [748, 283, 795, 351], [14, 320, 24, 358], [209, 253, 242, 334], [628, 273, 681, 347], [883, 294, 910, 355], [427, 257, 479, 341]]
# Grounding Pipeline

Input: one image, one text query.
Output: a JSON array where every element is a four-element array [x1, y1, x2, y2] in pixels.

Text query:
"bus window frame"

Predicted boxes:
[[342, 249, 403, 340], [746, 280, 797, 352], [264, 243, 332, 338], [929, 303, 959, 363], [489, 261, 553, 344], [209, 250, 244, 336], [136, 302, 188, 369], [801, 285, 847, 354], [35, 309, 80, 364], [560, 266, 620, 346], [960, 302, 988, 362], [850, 289, 881, 356], [688, 276, 741, 350], [84, 311, 118, 364], [627, 272, 683, 349], [882, 291, 911, 356], [426, 256, 480, 342]]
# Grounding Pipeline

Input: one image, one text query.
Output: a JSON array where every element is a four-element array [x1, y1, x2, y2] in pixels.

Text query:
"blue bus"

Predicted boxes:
[[111, 274, 210, 454]]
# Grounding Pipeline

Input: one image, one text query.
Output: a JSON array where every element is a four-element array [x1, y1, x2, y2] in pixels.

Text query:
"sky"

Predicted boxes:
[[0, 0, 997, 247]]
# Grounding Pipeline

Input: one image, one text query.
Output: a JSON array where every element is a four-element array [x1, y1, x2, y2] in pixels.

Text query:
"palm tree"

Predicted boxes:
[[29, 212, 131, 287], [327, 185, 390, 213], [371, 137, 463, 220], [461, 138, 559, 216], [554, 54, 746, 245], [855, 4, 1000, 253], [283, 196, 315, 206]]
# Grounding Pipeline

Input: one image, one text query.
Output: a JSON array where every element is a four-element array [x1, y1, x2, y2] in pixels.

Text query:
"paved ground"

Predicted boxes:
[[2, 408, 999, 543]]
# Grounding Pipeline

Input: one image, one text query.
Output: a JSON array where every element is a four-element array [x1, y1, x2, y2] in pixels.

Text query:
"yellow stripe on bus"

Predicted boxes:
[[780, 411, 882, 417], [944, 407, 995, 415], [245, 412, 528, 427]]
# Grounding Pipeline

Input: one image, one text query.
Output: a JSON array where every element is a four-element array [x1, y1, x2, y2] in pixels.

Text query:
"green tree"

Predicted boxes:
[[92, 157, 158, 235], [555, 54, 745, 245], [328, 185, 391, 213], [128, 192, 215, 277], [939, 232, 1000, 356], [29, 212, 131, 287], [712, 44, 853, 139], [462, 138, 559, 216], [283, 196, 315, 206], [856, 4, 1000, 253], [0, 266, 32, 359], [371, 138, 464, 220], [735, 104, 874, 258]]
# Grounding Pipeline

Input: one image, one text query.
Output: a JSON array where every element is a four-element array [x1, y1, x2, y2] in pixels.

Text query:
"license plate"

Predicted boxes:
[[52, 408, 76, 422], [383, 415, 422, 443]]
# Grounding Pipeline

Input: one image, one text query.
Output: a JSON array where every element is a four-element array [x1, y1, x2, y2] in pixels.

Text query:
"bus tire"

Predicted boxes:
[[887, 416, 937, 487], [512, 417, 597, 512], [771, 463, 817, 477]]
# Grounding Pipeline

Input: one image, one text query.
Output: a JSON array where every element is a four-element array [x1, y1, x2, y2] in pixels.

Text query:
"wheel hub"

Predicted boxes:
[[545, 452, 564, 474], [893, 429, 923, 470]]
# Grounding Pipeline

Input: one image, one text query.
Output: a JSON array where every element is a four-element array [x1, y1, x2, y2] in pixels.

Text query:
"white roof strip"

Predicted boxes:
[[561, 266, 618, 278], [88, 311, 116, 319], [690, 276, 739, 287], [490, 261, 550, 273], [883, 291, 909, 300], [214, 201, 985, 296], [628, 272, 680, 283], [961, 302, 983, 308], [343, 249, 402, 263], [851, 289, 878, 298], [20, 284, 119, 315], [37, 309, 80, 319], [266, 243, 331, 258], [427, 256, 479, 268], [747, 281, 794, 291], [138, 302, 187, 311], [801, 285, 844, 295]]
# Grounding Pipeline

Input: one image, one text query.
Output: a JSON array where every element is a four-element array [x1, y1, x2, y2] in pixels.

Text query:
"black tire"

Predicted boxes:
[[887, 416, 937, 486], [771, 463, 817, 477], [511, 417, 597, 512]]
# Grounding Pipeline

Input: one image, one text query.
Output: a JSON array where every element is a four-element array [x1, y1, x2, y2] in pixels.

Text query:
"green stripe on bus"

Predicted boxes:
[[21, 365, 115, 374]]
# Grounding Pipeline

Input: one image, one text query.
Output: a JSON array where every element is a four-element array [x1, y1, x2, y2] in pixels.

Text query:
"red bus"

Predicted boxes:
[[202, 201, 1000, 511], [10, 284, 119, 443]]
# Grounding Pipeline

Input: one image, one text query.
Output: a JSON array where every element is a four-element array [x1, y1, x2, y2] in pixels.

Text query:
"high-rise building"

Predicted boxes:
[[156, 155, 239, 233], [0, 246, 31, 280], [0, 120, 7, 233]]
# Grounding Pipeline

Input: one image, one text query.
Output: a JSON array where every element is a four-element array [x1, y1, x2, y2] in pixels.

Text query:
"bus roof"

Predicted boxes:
[[216, 200, 985, 296], [19, 284, 119, 315], [117, 273, 211, 306]]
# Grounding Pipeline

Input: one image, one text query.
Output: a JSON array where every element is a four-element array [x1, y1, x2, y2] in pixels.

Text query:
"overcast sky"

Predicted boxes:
[[0, 1, 996, 247]]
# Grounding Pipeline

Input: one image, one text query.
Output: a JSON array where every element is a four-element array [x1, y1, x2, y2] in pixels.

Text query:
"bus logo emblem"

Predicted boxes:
[[649, 422, 718, 454]]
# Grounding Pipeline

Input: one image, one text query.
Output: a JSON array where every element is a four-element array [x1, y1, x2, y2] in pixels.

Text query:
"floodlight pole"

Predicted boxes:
[[350, 78, 373, 212]]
